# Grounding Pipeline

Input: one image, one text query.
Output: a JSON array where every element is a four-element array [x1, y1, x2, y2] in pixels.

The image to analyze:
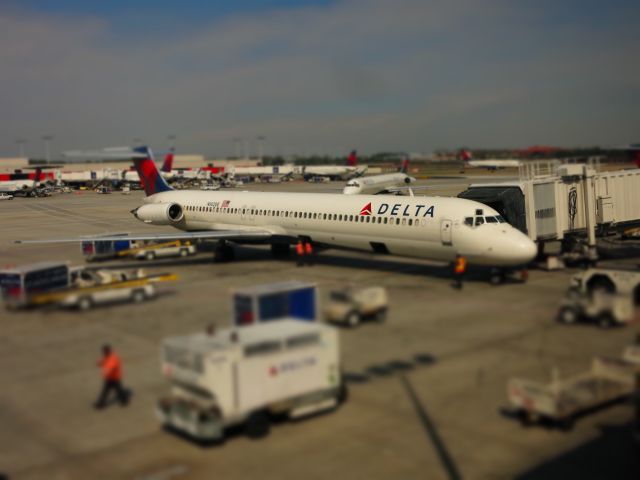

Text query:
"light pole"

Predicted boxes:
[[15, 139, 26, 158], [233, 138, 241, 159], [257, 136, 265, 163], [42, 135, 54, 162], [242, 138, 248, 160]]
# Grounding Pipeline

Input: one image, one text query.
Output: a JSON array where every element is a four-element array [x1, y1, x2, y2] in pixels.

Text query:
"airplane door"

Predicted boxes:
[[440, 219, 452, 246]]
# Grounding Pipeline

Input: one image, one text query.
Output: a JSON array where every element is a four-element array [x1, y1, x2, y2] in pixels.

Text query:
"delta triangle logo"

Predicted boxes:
[[359, 202, 372, 216]]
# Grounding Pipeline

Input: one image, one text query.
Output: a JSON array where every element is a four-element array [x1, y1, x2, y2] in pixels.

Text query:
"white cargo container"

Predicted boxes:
[[156, 320, 345, 441]]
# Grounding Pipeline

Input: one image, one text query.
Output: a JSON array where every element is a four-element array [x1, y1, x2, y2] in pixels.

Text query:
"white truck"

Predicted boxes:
[[129, 241, 197, 261], [0, 262, 177, 311], [557, 268, 640, 327], [324, 286, 388, 327], [156, 320, 346, 441]]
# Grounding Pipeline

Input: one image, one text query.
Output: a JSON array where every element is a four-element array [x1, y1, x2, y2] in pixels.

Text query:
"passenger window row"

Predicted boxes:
[[184, 204, 428, 227]]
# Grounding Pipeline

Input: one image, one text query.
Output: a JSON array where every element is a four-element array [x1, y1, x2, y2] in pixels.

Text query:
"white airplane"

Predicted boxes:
[[343, 158, 416, 195], [62, 146, 146, 161], [459, 149, 521, 170], [302, 150, 368, 181], [0, 168, 44, 196], [18, 147, 537, 275]]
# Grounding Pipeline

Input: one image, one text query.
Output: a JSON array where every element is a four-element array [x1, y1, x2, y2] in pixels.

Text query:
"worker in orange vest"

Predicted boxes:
[[295, 240, 305, 267], [94, 344, 129, 409], [452, 254, 467, 290], [304, 242, 314, 266]]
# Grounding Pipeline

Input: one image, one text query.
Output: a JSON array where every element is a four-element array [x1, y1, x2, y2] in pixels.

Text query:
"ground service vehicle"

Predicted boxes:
[[557, 268, 640, 327], [156, 320, 345, 441], [0, 262, 70, 309], [0, 193, 14, 200], [325, 286, 388, 327], [232, 281, 318, 326], [508, 345, 640, 429], [81, 234, 135, 262], [129, 241, 197, 261], [0, 262, 176, 310]]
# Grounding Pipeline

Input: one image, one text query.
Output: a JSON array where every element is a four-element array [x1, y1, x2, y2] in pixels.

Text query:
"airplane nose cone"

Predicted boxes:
[[130, 207, 139, 219], [487, 230, 537, 266], [513, 236, 537, 264]]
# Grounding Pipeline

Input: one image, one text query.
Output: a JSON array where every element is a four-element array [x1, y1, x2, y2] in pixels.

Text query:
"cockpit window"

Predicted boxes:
[[464, 217, 473, 226], [474, 217, 485, 226], [347, 181, 359, 188], [496, 215, 506, 223], [485, 216, 498, 223]]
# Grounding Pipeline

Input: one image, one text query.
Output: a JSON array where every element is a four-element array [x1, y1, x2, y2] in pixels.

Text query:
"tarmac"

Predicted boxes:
[[1, 177, 639, 480]]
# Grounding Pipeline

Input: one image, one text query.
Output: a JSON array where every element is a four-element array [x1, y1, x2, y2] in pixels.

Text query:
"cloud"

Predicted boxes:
[[0, 0, 639, 156]]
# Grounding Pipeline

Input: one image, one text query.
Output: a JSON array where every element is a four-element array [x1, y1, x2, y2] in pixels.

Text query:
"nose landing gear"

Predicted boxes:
[[489, 268, 529, 285]]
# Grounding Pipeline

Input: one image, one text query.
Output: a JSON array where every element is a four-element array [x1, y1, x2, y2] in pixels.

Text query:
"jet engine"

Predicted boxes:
[[132, 203, 184, 225]]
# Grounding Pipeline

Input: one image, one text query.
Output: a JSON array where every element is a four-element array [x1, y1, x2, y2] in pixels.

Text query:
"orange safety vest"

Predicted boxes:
[[100, 353, 122, 381], [304, 242, 313, 255], [296, 242, 305, 256], [454, 256, 467, 274]]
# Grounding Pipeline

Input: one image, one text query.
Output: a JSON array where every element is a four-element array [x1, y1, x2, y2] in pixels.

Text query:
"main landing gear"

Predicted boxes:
[[271, 243, 291, 258], [214, 242, 235, 262]]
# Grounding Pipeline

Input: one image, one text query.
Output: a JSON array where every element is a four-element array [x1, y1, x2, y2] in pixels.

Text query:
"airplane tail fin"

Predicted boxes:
[[347, 150, 358, 166], [161, 147, 175, 173], [633, 151, 640, 169], [459, 149, 472, 165], [33, 167, 43, 186], [133, 146, 173, 196], [400, 157, 409, 174]]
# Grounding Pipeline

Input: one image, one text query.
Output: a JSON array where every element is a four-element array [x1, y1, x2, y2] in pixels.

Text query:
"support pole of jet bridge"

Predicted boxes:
[[582, 164, 598, 262]]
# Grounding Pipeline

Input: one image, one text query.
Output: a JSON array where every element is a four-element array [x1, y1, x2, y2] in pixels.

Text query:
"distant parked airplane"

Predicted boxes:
[[302, 150, 368, 181], [343, 158, 416, 195], [459, 149, 521, 170]]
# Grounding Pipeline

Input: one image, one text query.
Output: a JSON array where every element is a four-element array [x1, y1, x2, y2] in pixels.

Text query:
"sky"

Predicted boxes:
[[1, 0, 639, 157]]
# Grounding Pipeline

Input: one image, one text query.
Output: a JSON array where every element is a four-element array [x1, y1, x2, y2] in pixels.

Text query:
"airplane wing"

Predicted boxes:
[[15, 230, 273, 244]]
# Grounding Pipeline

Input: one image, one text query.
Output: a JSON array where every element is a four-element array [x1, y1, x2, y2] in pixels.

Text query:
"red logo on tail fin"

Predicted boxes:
[[347, 150, 358, 167], [360, 202, 372, 215]]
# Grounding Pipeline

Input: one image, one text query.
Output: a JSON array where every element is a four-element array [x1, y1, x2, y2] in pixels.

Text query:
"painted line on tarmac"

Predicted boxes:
[[400, 374, 462, 480]]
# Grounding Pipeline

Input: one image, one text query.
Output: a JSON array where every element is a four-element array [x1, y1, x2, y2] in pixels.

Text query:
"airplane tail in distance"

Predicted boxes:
[[161, 147, 175, 173], [400, 157, 409, 174], [33, 167, 43, 185], [459, 149, 472, 164], [347, 150, 358, 166], [633, 151, 640, 169], [133, 146, 173, 196]]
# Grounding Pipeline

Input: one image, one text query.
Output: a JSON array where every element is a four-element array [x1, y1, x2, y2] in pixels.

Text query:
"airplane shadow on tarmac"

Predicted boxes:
[[516, 422, 640, 480], [95, 244, 516, 285], [232, 245, 526, 285]]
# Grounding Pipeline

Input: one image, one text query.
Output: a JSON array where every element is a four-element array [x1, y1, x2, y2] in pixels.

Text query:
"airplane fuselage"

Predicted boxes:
[[135, 190, 536, 267], [343, 173, 415, 195]]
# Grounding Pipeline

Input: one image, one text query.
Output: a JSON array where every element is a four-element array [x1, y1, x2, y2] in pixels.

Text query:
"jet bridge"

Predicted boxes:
[[458, 162, 640, 261]]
